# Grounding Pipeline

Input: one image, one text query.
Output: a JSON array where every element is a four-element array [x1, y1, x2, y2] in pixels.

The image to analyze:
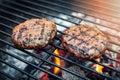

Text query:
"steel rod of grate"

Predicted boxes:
[[1, 3, 120, 42], [29, 55, 51, 77], [0, 29, 62, 79], [2, 2, 120, 31], [9, 0, 120, 32], [0, 7, 119, 63], [0, 46, 90, 80], [49, 42, 120, 72], [0, 19, 52, 75], [0, 39, 113, 80], [0, 9, 119, 53], [0, 33, 114, 80], [105, 56, 120, 63], [0, 48, 63, 80], [50, 42, 120, 63], [53, 0, 120, 20], [0, 15, 19, 24], [2, 28, 114, 80], [41, 49, 114, 80], [0, 3, 118, 79], [62, 0, 120, 15], [0, 3, 118, 44], [0, 8, 120, 54], [30, 54, 52, 77], [0, 0, 119, 79], [0, 6, 77, 25], [0, 59, 38, 80], [0, 33, 115, 80], [29, 49, 57, 79], [0, 70, 15, 80], [17, 0, 120, 39], [0, 29, 91, 80], [0, 25, 52, 78], [0, 28, 91, 80], [1, 25, 119, 64], [0, 20, 120, 65], [38, 0, 120, 26], [0, 1, 78, 25], [15, 0, 80, 24], [0, 10, 28, 20]]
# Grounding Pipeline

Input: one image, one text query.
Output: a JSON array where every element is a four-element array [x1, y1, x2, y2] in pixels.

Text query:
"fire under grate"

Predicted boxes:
[[0, 0, 120, 80]]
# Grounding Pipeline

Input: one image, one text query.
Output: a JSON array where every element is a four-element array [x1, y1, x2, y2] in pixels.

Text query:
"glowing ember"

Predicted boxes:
[[95, 58, 104, 74], [96, 64, 104, 74], [53, 49, 61, 74], [41, 73, 49, 80]]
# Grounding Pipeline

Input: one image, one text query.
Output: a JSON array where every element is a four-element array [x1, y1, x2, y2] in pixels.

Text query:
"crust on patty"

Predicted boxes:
[[62, 24, 108, 59], [11, 18, 57, 49]]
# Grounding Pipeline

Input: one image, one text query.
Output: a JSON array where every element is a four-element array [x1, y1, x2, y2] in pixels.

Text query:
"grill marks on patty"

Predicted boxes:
[[11, 18, 57, 49], [62, 25, 108, 59]]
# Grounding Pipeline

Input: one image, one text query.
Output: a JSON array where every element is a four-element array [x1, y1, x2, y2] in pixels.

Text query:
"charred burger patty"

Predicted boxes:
[[62, 24, 107, 59], [11, 18, 57, 49]]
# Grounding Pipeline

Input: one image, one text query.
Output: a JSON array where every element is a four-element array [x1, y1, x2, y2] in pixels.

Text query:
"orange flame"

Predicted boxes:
[[41, 73, 48, 80], [53, 49, 61, 74], [95, 58, 104, 74]]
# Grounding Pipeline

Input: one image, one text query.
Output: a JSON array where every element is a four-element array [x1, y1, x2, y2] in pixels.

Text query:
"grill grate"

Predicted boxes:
[[0, 0, 120, 80]]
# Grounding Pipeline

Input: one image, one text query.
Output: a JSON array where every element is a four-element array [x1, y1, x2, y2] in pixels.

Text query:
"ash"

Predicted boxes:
[[62, 65, 85, 80]]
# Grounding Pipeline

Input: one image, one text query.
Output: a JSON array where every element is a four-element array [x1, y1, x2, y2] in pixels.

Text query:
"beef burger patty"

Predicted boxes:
[[62, 24, 108, 59], [11, 18, 57, 49]]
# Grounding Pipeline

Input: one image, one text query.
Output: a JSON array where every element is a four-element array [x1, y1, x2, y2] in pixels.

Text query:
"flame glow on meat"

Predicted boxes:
[[53, 49, 61, 74]]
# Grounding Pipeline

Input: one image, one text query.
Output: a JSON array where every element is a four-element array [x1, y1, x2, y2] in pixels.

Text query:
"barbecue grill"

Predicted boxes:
[[0, 0, 120, 80]]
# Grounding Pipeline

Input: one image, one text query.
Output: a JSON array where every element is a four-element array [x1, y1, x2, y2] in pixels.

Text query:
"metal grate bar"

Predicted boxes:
[[0, 39, 112, 79], [0, 48, 63, 80], [1, 27, 119, 65], [1, 1, 120, 53], [0, 70, 15, 80], [30, 55, 51, 78], [0, 15, 19, 24], [0, 25, 91, 79], [2, 5, 119, 53], [0, 6, 120, 53], [106, 56, 120, 63], [0, 6, 78, 25], [0, 29, 90, 80], [2, 1, 120, 34], [0, 9, 28, 20], [0, 24, 52, 79], [0, 0, 119, 79], [0, 41, 90, 80], [15, 0, 80, 24], [0, 0, 118, 44], [6, 0, 120, 48], [0, 23, 12, 30], [0, 31, 113, 80], [72, 0, 120, 13], [0, 59, 38, 80], [37, 0, 120, 26], [42, 48, 114, 80], [11, 0, 120, 32], [0, 1, 118, 57], [53, 0, 120, 19]]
